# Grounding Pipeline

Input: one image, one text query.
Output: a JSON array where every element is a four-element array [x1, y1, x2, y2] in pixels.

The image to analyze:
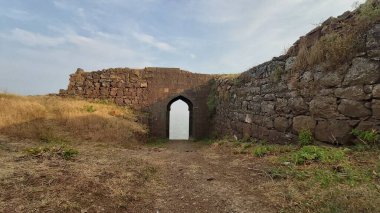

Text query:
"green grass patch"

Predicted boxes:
[[251, 144, 297, 157], [253, 145, 272, 157], [290, 146, 347, 165], [84, 105, 96, 113], [351, 128, 379, 146], [25, 144, 79, 160], [233, 142, 252, 154], [298, 129, 313, 146], [210, 135, 380, 212]]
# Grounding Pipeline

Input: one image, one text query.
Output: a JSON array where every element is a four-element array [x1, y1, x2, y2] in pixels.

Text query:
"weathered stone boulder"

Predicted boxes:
[[249, 87, 261, 95], [244, 114, 253, 124], [274, 117, 290, 132], [242, 101, 248, 110], [372, 100, 380, 119], [261, 101, 275, 114], [373, 84, 380, 98], [342, 58, 380, 86], [319, 71, 342, 88], [338, 99, 371, 118], [242, 123, 252, 140], [364, 85, 373, 94], [356, 120, 380, 131], [319, 89, 334, 96], [264, 94, 276, 101], [310, 97, 337, 118], [314, 119, 352, 144], [300, 71, 313, 84], [367, 24, 380, 48], [293, 116, 316, 133], [285, 57, 296, 71], [275, 98, 290, 113], [268, 130, 293, 144], [248, 102, 261, 112], [334, 86, 371, 100], [263, 117, 274, 128], [288, 97, 308, 115], [261, 84, 274, 94], [367, 24, 380, 60], [252, 115, 264, 126]]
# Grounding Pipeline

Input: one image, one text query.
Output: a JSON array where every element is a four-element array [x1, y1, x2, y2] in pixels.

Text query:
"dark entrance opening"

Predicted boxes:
[[166, 96, 193, 140]]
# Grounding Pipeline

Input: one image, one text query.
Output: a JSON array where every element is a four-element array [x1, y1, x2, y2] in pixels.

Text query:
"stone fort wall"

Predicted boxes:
[[210, 22, 380, 145]]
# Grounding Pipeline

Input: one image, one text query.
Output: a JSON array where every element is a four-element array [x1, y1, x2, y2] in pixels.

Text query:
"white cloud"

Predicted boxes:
[[53, 0, 69, 10], [2, 9, 35, 21], [133, 32, 176, 52], [1, 28, 66, 47], [1, 28, 135, 56]]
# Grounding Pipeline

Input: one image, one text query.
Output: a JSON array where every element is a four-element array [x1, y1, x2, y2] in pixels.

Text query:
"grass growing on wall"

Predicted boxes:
[[207, 80, 218, 116], [293, 0, 380, 71], [294, 32, 363, 71]]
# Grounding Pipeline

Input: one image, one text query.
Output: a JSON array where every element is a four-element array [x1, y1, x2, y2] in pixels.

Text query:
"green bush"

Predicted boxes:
[[351, 129, 379, 145], [253, 145, 271, 157], [85, 105, 96, 113], [298, 129, 313, 146], [25, 145, 79, 160], [61, 148, 79, 160], [291, 146, 346, 165]]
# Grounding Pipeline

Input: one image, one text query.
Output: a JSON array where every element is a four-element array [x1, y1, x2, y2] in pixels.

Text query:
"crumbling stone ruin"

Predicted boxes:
[[60, 7, 380, 145], [59, 68, 213, 139]]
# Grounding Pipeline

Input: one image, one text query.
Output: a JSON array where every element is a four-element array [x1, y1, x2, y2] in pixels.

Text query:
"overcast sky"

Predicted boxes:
[[170, 100, 189, 140], [0, 0, 365, 95]]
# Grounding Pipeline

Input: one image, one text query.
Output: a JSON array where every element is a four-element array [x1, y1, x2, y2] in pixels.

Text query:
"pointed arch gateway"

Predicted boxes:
[[166, 95, 193, 140]]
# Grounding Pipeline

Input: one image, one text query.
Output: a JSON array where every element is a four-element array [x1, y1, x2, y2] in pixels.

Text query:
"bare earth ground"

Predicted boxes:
[[0, 136, 278, 213]]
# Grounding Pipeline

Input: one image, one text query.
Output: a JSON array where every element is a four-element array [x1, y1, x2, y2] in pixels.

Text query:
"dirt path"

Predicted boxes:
[[0, 138, 278, 213], [134, 140, 275, 213]]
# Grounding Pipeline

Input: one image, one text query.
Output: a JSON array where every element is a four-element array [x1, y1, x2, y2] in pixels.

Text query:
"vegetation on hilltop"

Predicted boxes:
[[0, 93, 146, 144], [293, 0, 380, 71]]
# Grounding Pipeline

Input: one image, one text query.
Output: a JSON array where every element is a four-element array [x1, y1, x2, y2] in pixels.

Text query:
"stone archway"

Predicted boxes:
[[59, 67, 214, 139], [166, 96, 193, 140]]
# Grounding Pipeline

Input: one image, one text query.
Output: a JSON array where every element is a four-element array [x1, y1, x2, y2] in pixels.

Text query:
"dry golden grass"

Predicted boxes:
[[0, 137, 158, 212], [293, 0, 379, 71], [0, 93, 146, 144], [218, 73, 241, 80], [293, 32, 363, 71]]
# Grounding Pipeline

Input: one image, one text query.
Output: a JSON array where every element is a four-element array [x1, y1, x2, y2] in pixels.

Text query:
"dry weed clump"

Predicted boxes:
[[0, 93, 146, 143], [294, 32, 362, 71], [293, 0, 380, 71]]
